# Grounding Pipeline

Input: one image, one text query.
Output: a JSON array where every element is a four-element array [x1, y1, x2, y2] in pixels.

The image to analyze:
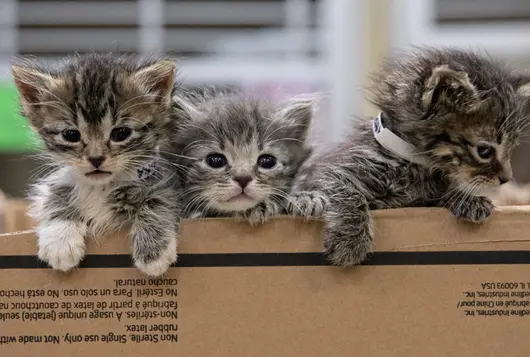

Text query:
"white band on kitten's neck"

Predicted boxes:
[[372, 113, 429, 166]]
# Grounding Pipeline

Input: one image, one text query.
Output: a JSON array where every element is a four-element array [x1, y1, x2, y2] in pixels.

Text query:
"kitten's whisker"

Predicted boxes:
[[267, 138, 305, 145], [201, 197, 221, 216], [117, 94, 165, 114], [267, 188, 296, 210], [182, 194, 209, 216], [181, 123, 217, 141], [126, 155, 189, 171], [118, 116, 150, 127], [263, 123, 306, 143], [118, 100, 163, 114], [453, 181, 481, 217], [157, 150, 196, 161], [176, 187, 204, 200], [28, 163, 59, 181], [182, 139, 217, 152]]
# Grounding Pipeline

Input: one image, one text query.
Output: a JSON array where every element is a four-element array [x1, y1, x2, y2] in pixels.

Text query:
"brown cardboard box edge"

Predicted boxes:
[[1, 203, 530, 357], [1, 203, 530, 254]]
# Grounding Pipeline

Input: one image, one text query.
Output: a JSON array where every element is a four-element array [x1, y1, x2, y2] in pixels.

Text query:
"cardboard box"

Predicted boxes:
[[0, 199, 33, 234], [1, 205, 530, 356]]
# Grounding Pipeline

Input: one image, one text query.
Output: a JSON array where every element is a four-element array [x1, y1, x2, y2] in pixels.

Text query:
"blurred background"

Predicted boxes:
[[1, 0, 530, 198]]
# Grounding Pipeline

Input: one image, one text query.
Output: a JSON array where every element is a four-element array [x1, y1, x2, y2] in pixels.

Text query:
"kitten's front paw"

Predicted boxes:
[[133, 232, 177, 277], [287, 191, 329, 218], [109, 184, 145, 216], [37, 221, 86, 271], [450, 196, 494, 223], [323, 208, 374, 266], [324, 230, 374, 267], [240, 201, 280, 225]]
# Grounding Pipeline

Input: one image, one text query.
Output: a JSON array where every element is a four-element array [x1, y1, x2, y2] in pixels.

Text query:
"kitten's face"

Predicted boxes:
[[371, 48, 530, 194], [174, 96, 312, 213], [423, 107, 517, 194], [12, 54, 177, 184]]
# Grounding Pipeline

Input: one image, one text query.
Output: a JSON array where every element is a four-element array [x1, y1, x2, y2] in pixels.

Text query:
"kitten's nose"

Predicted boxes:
[[233, 176, 252, 189], [88, 156, 105, 169]]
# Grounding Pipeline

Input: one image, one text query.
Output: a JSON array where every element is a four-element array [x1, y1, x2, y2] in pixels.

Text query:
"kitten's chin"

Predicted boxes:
[[475, 184, 501, 198], [82, 171, 115, 185], [457, 180, 501, 198], [215, 195, 260, 212]]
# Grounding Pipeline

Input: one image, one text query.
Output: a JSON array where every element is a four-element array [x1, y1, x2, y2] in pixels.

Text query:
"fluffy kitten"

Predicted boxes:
[[12, 53, 182, 276], [294, 48, 530, 266], [171, 92, 327, 223]]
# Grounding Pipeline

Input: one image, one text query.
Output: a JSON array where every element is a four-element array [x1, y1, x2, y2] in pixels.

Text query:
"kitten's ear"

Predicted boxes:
[[12, 66, 60, 108], [276, 97, 315, 140], [132, 60, 176, 102], [422, 65, 480, 115]]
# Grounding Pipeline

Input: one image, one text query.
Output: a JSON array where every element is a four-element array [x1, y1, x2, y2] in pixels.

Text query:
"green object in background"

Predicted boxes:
[[0, 83, 40, 152]]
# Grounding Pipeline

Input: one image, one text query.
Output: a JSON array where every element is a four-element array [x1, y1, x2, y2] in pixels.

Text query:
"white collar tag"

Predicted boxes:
[[372, 113, 428, 166]]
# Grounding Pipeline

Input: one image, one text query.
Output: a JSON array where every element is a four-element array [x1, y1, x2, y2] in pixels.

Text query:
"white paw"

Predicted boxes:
[[37, 221, 87, 272], [134, 236, 177, 277]]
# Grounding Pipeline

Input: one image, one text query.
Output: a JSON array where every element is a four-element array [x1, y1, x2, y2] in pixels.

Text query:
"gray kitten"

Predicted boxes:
[[172, 91, 327, 223], [294, 48, 530, 266], [12, 53, 182, 276]]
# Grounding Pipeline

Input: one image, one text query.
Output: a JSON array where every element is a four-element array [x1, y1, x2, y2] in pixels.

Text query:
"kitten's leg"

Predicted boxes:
[[286, 191, 329, 219], [132, 200, 180, 277], [236, 200, 282, 225], [31, 184, 87, 271], [323, 186, 374, 266], [444, 193, 494, 223], [132, 192, 180, 277], [37, 220, 87, 271], [110, 185, 180, 276]]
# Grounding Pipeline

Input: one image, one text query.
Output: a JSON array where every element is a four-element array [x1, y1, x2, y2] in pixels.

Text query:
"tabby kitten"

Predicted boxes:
[[294, 48, 530, 266], [172, 92, 327, 223], [12, 53, 181, 276]]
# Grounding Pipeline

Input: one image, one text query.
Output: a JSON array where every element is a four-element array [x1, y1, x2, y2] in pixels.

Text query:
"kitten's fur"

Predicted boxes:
[[294, 48, 530, 266], [172, 91, 327, 223], [13, 53, 182, 276]]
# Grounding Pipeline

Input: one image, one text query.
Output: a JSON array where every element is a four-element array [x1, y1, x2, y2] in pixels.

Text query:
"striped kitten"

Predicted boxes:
[[295, 48, 530, 266], [171, 91, 327, 224], [13, 53, 182, 276]]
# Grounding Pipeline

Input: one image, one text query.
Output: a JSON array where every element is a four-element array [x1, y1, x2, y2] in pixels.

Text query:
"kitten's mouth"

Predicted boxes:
[[227, 193, 254, 202], [85, 170, 113, 180], [217, 192, 260, 212]]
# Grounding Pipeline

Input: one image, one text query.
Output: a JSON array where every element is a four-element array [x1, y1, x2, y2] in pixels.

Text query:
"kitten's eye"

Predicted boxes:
[[477, 145, 494, 160], [257, 154, 277, 169], [62, 129, 81, 143], [206, 153, 227, 168], [110, 127, 132, 142]]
